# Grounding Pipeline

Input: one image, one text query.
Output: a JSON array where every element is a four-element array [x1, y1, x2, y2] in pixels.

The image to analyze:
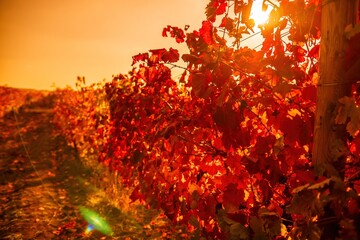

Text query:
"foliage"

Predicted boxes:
[[0, 86, 49, 118], [53, 77, 110, 158], [54, 0, 360, 239]]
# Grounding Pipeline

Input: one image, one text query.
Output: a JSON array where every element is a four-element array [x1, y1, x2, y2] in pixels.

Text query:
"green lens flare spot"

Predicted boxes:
[[79, 206, 113, 236]]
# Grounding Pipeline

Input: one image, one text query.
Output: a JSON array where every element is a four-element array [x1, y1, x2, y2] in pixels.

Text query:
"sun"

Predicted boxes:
[[250, 0, 272, 27]]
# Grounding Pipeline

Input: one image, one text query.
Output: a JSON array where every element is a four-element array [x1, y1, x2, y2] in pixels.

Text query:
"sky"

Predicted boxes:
[[0, 0, 266, 90], [0, 0, 208, 90]]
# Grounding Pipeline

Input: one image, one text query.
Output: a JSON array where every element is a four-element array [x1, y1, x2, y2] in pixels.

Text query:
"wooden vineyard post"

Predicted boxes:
[[312, 1, 358, 239], [312, 0, 357, 177]]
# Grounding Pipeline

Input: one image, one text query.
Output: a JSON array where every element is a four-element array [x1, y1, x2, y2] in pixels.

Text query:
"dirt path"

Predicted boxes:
[[0, 96, 185, 239], [0, 97, 96, 239]]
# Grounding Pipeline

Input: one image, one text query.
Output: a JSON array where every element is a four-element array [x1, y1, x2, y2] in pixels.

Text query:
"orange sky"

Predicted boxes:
[[0, 0, 208, 90], [0, 0, 266, 90]]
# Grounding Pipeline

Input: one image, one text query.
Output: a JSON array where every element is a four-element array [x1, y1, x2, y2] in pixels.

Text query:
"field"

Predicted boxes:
[[0, 87, 185, 239]]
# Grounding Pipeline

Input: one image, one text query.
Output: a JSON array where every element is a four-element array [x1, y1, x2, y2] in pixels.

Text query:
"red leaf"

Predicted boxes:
[[191, 71, 212, 98], [255, 135, 276, 155], [215, 0, 227, 15], [132, 52, 149, 65], [161, 48, 180, 63], [222, 127, 251, 149], [219, 16, 234, 32], [302, 85, 317, 102], [280, 114, 312, 145], [226, 155, 244, 175], [214, 137, 225, 151], [241, 0, 253, 23], [201, 156, 221, 175], [163, 139, 172, 152], [213, 62, 232, 86], [199, 20, 215, 45], [223, 183, 245, 211], [206, 0, 227, 22], [234, 0, 243, 14], [292, 45, 307, 62], [307, 44, 320, 58], [293, 170, 316, 185], [259, 179, 272, 203], [182, 54, 200, 64], [213, 104, 237, 130], [149, 48, 166, 64], [162, 25, 185, 43], [278, 18, 288, 31], [130, 186, 144, 203], [150, 48, 166, 56], [179, 70, 187, 83], [246, 19, 255, 33]]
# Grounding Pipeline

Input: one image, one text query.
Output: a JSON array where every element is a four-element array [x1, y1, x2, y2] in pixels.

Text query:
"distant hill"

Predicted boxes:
[[0, 86, 51, 118]]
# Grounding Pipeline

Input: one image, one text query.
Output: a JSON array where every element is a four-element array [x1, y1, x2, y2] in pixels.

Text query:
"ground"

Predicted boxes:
[[0, 89, 187, 239]]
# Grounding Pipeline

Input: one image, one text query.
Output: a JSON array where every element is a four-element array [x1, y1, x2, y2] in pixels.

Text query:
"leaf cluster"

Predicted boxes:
[[53, 0, 360, 239]]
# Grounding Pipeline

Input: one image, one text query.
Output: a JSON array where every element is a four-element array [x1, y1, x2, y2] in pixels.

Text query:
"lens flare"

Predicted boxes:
[[79, 206, 113, 236], [85, 224, 94, 234]]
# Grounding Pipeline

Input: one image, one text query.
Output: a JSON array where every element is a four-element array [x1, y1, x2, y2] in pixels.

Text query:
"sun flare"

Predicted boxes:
[[251, 0, 272, 26]]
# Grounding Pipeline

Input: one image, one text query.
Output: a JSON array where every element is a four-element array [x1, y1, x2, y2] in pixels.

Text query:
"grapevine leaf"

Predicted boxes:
[[259, 179, 272, 203], [241, 0, 253, 23], [255, 135, 276, 155], [182, 54, 200, 64], [199, 20, 215, 45], [205, 0, 227, 22], [347, 108, 360, 137], [262, 0, 268, 11], [220, 17, 235, 32], [279, 114, 311, 145], [161, 48, 180, 63], [149, 48, 166, 64], [132, 52, 149, 65], [191, 72, 212, 98], [218, 209, 248, 239], [215, 0, 227, 15], [302, 85, 317, 102], [213, 104, 237, 130], [330, 138, 348, 160], [162, 25, 185, 43], [226, 155, 243, 174], [258, 208, 281, 237], [213, 62, 232, 87], [307, 44, 320, 58], [307, 178, 331, 190], [336, 96, 354, 124], [245, 19, 255, 33], [278, 18, 288, 31], [345, 28, 360, 71], [292, 183, 310, 194], [205, 0, 216, 22], [258, 207, 279, 218], [336, 96, 360, 136], [249, 216, 266, 240], [287, 190, 318, 216], [230, 223, 249, 239], [344, 23, 360, 40], [129, 186, 144, 203], [188, 215, 200, 229], [223, 183, 245, 212]]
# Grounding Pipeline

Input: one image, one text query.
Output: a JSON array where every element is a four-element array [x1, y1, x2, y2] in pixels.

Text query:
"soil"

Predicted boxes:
[[0, 92, 186, 239]]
